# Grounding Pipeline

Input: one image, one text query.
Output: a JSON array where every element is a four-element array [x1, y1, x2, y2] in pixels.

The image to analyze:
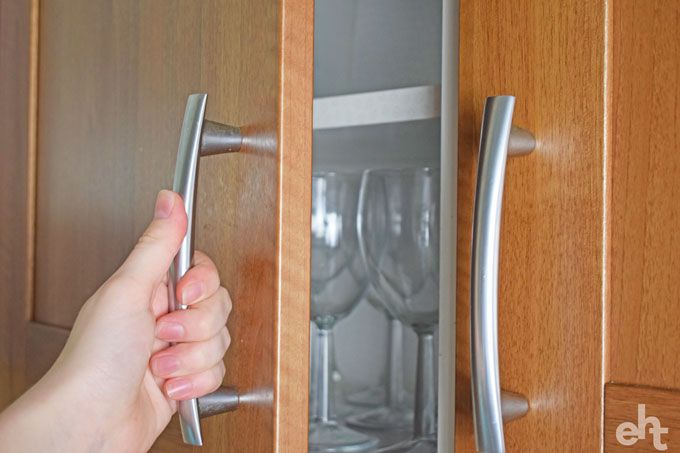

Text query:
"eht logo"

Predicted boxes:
[[616, 404, 669, 451]]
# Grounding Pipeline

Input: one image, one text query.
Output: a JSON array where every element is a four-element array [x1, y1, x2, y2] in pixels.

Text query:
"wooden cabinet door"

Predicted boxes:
[[604, 1, 680, 451], [456, 1, 680, 451], [0, 1, 312, 452], [456, 1, 607, 451]]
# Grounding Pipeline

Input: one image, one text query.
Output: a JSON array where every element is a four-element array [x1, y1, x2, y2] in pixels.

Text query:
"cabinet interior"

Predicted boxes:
[[310, 0, 446, 451]]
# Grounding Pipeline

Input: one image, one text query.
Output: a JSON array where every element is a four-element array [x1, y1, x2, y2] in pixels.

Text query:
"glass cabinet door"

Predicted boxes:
[[308, 1, 454, 451]]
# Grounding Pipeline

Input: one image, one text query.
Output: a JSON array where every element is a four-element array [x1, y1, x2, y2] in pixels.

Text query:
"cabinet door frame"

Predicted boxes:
[[438, 0, 458, 450]]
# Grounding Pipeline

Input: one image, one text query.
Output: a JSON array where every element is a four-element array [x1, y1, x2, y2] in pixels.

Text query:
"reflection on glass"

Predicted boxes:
[[309, 172, 379, 453], [358, 168, 440, 453], [346, 287, 413, 432]]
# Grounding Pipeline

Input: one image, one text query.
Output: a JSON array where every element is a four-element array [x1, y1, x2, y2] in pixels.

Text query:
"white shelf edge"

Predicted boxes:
[[313, 85, 441, 130]]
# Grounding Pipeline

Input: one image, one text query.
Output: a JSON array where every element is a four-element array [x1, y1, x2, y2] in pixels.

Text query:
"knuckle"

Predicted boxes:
[[196, 252, 219, 278], [222, 328, 232, 351], [137, 229, 162, 247], [199, 366, 223, 395], [190, 265, 209, 283], [196, 315, 212, 337], [211, 363, 226, 388], [221, 288, 233, 317], [197, 343, 213, 367], [193, 250, 207, 262], [208, 264, 220, 282]]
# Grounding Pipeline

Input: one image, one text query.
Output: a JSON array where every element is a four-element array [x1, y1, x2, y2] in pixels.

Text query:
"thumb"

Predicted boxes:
[[117, 190, 187, 286]]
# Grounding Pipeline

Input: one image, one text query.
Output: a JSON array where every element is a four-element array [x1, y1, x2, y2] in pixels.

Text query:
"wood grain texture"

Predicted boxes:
[[0, 0, 33, 407], [34, 2, 281, 451], [275, 0, 314, 451], [456, 1, 607, 451], [0, 0, 313, 451], [609, 0, 680, 390], [605, 384, 679, 452]]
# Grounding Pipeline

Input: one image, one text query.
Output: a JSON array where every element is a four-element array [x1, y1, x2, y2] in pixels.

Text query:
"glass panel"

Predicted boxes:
[[310, 1, 443, 451]]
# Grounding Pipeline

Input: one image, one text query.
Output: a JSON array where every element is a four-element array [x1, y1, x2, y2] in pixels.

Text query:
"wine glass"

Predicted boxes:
[[309, 171, 379, 453], [346, 286, 414, 431], [357, 168, 440, 453]]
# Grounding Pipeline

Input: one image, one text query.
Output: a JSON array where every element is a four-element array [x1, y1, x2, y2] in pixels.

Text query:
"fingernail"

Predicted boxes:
[[181, 282, 204, 305], [156, 322, 185, 341], [154, 190, 175, 219], [166, 379, 193, 400], [152, 355, 180, 376]]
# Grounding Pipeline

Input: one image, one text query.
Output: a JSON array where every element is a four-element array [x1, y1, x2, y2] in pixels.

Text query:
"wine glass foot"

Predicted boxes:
[[346, 406, 414, 430], [377, 437, 437, 453], [345, 386, 385, 407], [309, 421, 380, 453]]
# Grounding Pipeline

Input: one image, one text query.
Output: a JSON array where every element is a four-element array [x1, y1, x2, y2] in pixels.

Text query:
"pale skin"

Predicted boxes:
[[0, 190, 232, 452]]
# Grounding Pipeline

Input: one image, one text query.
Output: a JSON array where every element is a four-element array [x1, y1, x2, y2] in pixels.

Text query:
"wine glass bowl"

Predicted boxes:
[[311, 173, 367, 327], [358, 168, 440, 330], [357, 167, 440, 453]]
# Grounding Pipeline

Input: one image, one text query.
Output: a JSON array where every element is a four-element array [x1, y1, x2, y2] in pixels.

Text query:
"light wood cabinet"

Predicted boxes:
[[1, 0, 679, 452], [0, 0, 311, 451], [455, 1, 607, 451]]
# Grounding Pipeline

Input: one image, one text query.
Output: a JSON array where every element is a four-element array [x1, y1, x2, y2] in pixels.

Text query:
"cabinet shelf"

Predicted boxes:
[[313, 85, 441, 130]]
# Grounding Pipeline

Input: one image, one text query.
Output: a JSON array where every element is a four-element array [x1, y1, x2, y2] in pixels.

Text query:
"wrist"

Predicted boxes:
[[0, 363, 108, 452]]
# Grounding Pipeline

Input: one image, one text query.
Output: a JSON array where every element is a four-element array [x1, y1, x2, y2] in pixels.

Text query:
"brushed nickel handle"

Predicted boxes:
[[197, 386, 240, 418], [470, 96, 533, 453], [170, 93, 241, 445]]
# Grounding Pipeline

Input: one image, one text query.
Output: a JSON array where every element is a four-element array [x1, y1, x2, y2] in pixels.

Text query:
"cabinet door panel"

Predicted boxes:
[[609, 0, 680, 390], [0, 1, 312, 451], [456, 1, 606, 451]]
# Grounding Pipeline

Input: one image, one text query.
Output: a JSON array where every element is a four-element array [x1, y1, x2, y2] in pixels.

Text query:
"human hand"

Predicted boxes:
[[0, 190, 232, 452]]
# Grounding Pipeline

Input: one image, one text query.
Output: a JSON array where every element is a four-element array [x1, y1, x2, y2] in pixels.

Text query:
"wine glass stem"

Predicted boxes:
[[386, 317, 406, 408], [311, 326, 335, 423], [414, 331, 437, 438]]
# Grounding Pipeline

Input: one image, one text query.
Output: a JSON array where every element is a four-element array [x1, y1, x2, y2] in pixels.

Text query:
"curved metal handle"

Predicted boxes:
[[470, 96, 533, 453], [170, 93, 242, 445]]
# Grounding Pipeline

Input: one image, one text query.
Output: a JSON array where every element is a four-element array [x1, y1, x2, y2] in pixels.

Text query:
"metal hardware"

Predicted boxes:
[[470, 96, 534, 453], [197, 386, 240, 418], [501, 390, 529, 423], [201, 120, 242, 156], [170, 93, 242, 446], [507, 126, 535, 156]]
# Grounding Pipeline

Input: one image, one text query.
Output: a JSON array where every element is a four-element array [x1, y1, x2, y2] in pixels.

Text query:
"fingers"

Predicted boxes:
[[174, 251, 221, 306], [151, 327, 230, 378], [116, 190, 187, 286], [164, 362, 226, 401], [155, 287, 232, 342], [151, 325, 230, 401]]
